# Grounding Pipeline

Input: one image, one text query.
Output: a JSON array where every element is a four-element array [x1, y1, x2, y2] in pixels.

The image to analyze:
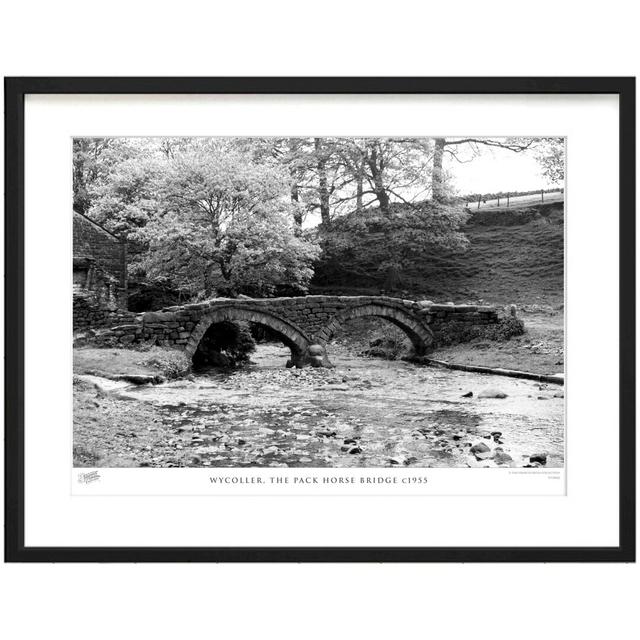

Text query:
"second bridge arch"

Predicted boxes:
[[308, 302, 435, 366]]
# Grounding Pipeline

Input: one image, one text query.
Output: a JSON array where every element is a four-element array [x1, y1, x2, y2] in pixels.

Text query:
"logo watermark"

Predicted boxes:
[[78, 470, 101, 484]]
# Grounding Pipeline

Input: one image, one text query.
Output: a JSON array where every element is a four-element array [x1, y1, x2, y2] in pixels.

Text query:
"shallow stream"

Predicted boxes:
[[123, 344, 564, 468]]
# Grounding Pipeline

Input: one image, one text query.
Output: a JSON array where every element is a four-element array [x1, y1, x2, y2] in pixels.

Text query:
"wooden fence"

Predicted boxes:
[[461, 187, 564, 210]]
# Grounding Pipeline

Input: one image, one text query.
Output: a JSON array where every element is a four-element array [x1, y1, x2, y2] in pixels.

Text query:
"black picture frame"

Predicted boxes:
[[4, 77, 636, 563]]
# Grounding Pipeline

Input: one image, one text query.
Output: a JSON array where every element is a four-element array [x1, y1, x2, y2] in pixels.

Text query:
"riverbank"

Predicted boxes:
[[73, 375, 204, 467], [73, 346, 198, 467], [329, 306, 563, 376], [427, 306, 563, 375], [74, 346, 190, 382]]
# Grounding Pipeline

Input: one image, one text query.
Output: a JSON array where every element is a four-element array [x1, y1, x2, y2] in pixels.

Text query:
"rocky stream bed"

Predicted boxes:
[[74, 344, 564, 469]]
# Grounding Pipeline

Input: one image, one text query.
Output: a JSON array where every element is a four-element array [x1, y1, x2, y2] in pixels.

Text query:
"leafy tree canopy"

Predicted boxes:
[[73, 135, 562, 300], [534, 137, 565, 185], [318, 200, 470, 288], [81, 139, 319, 297]]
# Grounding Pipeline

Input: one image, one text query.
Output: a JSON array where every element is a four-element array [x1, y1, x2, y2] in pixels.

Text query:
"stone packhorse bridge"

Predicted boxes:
[[102, 295, 499, 367]]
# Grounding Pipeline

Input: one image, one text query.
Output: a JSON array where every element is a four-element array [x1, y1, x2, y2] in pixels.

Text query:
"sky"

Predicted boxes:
[[444, 144, 557, 195]]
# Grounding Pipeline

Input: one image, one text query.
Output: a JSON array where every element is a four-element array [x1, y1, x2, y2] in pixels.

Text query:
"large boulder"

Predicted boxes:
[[469, 442, 493, 460], [307, 344, 325, 356], [309, 355, 324, 368]]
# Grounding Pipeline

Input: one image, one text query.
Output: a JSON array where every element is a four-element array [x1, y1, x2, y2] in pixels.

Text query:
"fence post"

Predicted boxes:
[[507, 193, 510, 208], [541, 188, 544, 202], [477, 196, 481, 210], [497, 195, 500, 207]]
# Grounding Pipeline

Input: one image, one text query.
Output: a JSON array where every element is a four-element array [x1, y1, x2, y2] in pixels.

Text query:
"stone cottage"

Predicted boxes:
[[73, 210, 129, 330]]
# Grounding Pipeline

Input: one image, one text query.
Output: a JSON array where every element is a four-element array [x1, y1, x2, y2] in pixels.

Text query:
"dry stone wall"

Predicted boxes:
[[73, 293, 137, 332]]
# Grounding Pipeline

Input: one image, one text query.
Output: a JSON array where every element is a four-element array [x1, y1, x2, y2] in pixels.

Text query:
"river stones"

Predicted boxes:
[[314, 383, 349, 391], [316, 429, 337, 438], [529, 452, 548, 465], [112, 373, 162, 385], [478, 388, 508, 399], [470, 442, 493, 460], [493, 448, 513, 465], [341, 445, 362, 454], [309, 355, 324, 367]]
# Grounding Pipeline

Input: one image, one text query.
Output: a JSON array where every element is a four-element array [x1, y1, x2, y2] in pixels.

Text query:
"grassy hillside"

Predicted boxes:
[[312, 201, 564, 308]]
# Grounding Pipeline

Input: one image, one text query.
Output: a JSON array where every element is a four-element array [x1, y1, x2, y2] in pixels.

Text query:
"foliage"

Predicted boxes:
[[484, 316, 526, 341], [362, 327, 410, 360], [73, 135, 559, 303], [535, 138, 565, 185], [73, 138, 153, 217], [80, 139, 321, 297], [87, 156, 161, 236], [140, 349, 191, 379], [136, 145, 320, 296], [318, 200, 470, 288], [435, 316, 525, 346]]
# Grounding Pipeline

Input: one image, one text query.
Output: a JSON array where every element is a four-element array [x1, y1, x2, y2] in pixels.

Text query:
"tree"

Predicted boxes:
[[364, 139, 391, 213], [231, 137, 318, 228], [136, 143, 320, 297], [241, 137, 438, 226], [431, 138, 447, 202], [337, 138, 434, 215], [73, 138, 121, 214], [73, 137, 156, 216], [314, 138, 332, 226], [296, 137, 436, 220], [86, 154, 160, 237], [535, 137, 565, 184]]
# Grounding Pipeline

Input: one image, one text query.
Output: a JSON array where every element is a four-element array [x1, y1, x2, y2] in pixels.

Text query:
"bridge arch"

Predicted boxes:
[[317, 303, 434, 356], [184, 306, 311, 364]]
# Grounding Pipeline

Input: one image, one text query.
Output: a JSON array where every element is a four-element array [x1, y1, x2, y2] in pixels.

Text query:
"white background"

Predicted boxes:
[[1, 2, 638, 639]]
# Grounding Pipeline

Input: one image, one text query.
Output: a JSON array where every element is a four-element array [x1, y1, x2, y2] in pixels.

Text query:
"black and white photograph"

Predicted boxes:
[[4, 73, 634, 568], [72, 135, 565, 470]]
